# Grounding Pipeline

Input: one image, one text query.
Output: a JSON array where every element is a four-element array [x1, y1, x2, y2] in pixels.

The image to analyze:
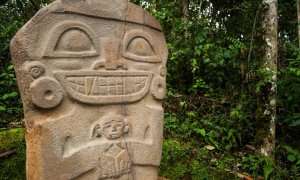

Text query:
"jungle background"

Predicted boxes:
[[0, 0, 300, 179]]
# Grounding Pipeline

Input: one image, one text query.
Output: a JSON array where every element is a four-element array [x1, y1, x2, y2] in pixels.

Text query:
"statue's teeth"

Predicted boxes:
[[66, 76, 148, 96]]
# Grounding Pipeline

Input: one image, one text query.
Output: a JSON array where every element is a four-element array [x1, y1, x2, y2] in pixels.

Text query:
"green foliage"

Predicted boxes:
[[0, 128, 26, 180], [159, 139, 238, 179], [240, 155, 276, 179], [0, 65, 21, 129], [282, 145, 300, 165], [160, 140, 190, 179], [164, 99, 248, 152], [277, 43, 300, 155], [146, 0, 300, 178]]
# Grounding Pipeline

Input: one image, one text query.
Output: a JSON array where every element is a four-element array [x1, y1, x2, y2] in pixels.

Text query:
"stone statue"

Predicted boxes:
[[10, 0, 168, 179]]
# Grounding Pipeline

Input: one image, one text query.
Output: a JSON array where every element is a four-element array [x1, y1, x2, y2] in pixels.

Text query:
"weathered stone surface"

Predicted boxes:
[[10, 0, 168, 179]]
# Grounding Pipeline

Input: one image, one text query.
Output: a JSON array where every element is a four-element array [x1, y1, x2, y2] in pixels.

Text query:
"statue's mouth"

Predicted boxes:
[[54, 71, 153, 104], [109, 133, 122, 139]]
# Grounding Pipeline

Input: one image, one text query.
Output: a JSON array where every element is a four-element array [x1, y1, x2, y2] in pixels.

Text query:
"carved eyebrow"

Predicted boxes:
[[103, 120, 123, 125]]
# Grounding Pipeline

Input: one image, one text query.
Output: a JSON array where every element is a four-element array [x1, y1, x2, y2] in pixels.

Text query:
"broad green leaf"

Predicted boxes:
[[225, 144, 231, 151], [2, 92, 18, 100], [199, 129, 206, 137], [263, 166, 274, 180], [287, 155, 297, 162], [209, 137, 219, 147], [230, 109, 239, 117], [282, 145, 295, 154], [187, 111, 196, 118], [290, 120, 300, 127], [0, 73, 7, 77], [6, 65, 14, 71], [0, 106, 6, 111]]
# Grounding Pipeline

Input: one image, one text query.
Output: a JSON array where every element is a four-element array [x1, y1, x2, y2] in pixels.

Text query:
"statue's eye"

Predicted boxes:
[[44, 22, 100, 58], [123, 30, 161, 63], [56, 29, 94, 52], [127, 37, 155, 57]]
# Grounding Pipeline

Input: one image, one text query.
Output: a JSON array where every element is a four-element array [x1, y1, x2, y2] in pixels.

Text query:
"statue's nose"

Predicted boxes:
[[93, 40, 127, 70]]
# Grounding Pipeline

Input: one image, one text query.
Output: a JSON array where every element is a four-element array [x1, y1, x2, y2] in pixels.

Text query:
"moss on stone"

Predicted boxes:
[[0, 128, 26, 180]]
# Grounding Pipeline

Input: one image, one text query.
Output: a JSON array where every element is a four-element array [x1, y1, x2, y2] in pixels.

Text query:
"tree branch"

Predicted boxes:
[[247, 7, 260, 72]]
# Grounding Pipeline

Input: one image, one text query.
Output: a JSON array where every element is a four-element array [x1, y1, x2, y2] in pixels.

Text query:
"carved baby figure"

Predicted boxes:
[[11, 0, 168, 179], [92, 115, 132, 179], [70, 115, 132, 180]]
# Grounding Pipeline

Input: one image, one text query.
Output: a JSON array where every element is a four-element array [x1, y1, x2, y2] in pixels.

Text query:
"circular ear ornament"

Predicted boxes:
[[151, 76, 166, 100], [29, 77, 63, 108]]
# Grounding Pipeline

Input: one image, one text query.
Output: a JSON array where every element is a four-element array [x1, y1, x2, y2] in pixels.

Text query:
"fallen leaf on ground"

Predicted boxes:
[[236, 173, 253, 180], [204, 145, 216, 150], [258, 175, 264, 180]]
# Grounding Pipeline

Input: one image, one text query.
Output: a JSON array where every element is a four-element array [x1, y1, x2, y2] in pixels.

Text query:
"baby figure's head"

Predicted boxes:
[[92, 115, 130, 140]]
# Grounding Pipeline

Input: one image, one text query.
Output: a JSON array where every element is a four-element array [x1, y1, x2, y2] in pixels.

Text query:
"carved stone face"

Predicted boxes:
[[92, 115, 129, 140], [20, 10, 167, 107], [11, 0, 167, 179], [102, 118, 126, 140]]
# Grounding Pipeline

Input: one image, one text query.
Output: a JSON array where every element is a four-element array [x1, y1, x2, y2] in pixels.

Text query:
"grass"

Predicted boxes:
[[0, 128, 26, 180]]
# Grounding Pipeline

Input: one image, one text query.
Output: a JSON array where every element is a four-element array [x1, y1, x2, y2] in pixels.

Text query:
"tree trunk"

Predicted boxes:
[[256, 0, 278, 160], [199, 0, 203, 17], [179, 0, 190, 39], [180, 0, 189, 20]]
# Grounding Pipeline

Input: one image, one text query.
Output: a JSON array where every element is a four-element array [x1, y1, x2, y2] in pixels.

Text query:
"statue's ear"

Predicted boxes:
[[92, 124, 101, 139]]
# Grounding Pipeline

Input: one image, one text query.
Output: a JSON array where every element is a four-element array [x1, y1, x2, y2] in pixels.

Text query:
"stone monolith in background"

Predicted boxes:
[[11, 0, 168, 179]]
